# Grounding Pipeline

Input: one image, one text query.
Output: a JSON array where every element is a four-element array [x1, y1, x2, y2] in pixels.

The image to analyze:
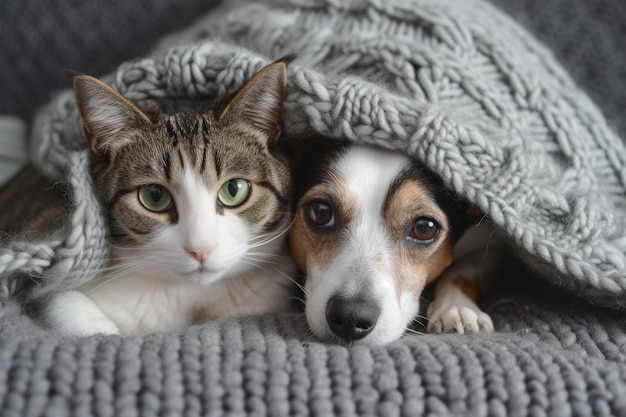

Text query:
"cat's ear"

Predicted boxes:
[[217, 58, 289, 142], [73, 75, 151, 153]]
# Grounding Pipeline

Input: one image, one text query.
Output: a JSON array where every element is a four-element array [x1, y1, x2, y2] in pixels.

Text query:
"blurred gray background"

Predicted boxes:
[[0, 0, 624, 137]]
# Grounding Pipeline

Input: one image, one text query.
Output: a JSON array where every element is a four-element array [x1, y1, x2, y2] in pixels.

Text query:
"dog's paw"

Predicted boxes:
[[427, 306, 494, 334]]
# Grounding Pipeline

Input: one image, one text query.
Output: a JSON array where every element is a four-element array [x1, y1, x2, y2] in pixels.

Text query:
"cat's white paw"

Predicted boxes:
[[77, 315, 120, 336], [45, 290, 120, 337], [427, 305, 494, 334]]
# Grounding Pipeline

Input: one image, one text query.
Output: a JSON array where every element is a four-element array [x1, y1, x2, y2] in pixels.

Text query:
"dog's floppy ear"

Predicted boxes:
[[445, 203, 488, 244], [290, 139, 347, 205]]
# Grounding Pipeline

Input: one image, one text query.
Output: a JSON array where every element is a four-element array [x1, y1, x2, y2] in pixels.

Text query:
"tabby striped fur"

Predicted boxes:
[[44, 59, 298, 336]]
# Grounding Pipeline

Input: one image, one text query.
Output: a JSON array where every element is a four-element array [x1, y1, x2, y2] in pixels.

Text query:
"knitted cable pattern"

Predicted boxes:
[[5, 0, 624, 306], [0, 151, 109, 303]]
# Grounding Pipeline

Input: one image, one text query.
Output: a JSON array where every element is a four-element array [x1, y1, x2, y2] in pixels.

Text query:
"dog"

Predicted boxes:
[[288, 143, 496, 346]]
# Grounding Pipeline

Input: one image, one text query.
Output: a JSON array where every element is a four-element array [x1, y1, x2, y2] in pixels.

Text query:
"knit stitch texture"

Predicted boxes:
[[1, 0, 626, 415], [8, 0, 626, 305]]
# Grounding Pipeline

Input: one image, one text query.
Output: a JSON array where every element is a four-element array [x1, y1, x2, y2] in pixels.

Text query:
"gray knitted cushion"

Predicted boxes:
[[3, 0, 624, 306]]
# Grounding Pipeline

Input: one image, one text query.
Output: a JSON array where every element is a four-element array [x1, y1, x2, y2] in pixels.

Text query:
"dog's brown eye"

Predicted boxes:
[[411, 217, 440, 242], [306, 200, 335, 227]]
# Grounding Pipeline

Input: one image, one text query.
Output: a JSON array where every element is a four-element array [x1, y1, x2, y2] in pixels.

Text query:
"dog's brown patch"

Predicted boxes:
[[289, 177, 357, 276], [466, 204, 485, 225], [288, 205, 332, 272], [451, 276, 482, 302], [386, 179, 455, 298]]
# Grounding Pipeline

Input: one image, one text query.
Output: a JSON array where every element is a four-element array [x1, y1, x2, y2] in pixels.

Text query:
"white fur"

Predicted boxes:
[[303, 145, 495, 345], [426, 264, 495, 334], [304, 146, 422, 345], [45, 166, 296, 336], [427, 221, 498, 334]]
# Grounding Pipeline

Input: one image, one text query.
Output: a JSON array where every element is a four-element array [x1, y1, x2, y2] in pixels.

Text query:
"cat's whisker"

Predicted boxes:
[[236, 259, 261, 269], [276, 272, 306, 295], [105, 242, 142, 252], [83, 260, 172, 294], [236, 257, 307, 296], [260, 264, 307, 296], [223, 262, 277, 305], [255, 215, 296, 238], [240, 258, 279, 267], [242, 252, 293, 265], [84, 264, 152, 294], [106, 258, 148, 267], [248, 231, 281, 243], [55, 258, 150, 281], [242, 251, 282, 258], [104, 254, 150, 263], [247, 218, 295, 249]]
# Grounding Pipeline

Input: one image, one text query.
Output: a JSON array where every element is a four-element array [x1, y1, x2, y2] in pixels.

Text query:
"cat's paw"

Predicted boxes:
[[427, 305, 494, 334], [78, 316, 120, 336], [45, 290, 120, 337]]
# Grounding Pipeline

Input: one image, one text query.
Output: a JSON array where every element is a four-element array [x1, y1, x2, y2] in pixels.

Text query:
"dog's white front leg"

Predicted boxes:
[[427, 261, 494, 334], [45, 290, 120, 336]]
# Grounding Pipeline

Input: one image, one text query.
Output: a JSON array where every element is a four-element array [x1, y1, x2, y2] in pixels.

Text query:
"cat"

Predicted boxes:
[[4, 59, 298, 336]]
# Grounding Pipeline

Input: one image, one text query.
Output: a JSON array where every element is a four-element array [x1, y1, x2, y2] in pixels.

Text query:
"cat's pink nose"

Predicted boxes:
[[185, 245, 215, 263]]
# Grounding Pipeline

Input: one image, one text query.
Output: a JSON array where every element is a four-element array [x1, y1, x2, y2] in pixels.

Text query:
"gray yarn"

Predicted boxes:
[[13, 0, 626, 305], [1, 291, 625, 416], [1, 0, 626, 415]]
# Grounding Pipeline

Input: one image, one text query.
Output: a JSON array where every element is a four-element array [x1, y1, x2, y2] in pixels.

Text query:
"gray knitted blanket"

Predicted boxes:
[[1, 0, 626, 415]]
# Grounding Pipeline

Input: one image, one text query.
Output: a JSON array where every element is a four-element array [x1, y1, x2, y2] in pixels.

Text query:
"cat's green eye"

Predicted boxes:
[[218, 179, 251, 207], [138, 185, 173, 213]]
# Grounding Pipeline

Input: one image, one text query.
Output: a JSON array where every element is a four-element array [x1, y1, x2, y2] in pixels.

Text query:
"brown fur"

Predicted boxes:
[[289, 178, 358, 272], [385, 180, 455, 296], [0, 59, 292, 251], [289, 162, 458, 302], [451, 276, 482, 302], [72, 60, 292, 248], [289, 144, 492, 342]]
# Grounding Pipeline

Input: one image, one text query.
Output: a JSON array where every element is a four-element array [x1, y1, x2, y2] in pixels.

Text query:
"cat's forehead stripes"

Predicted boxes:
[[166, 113, 201, 168], [163, 152, 172, 181], [164, 112, 202, 139], [157, 112, 222, 180], [75, 59, 291, 247]]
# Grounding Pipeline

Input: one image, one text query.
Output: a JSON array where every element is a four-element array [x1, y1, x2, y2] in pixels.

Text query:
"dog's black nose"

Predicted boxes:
[[326, 296, 380, 341]]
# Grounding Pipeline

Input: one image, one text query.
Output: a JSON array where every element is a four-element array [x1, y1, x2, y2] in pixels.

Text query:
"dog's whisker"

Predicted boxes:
[[404, 328, 426, 336], [273, 270, 307, 295], [289, 296, 307, 305], [413, 313, 429, 322]]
